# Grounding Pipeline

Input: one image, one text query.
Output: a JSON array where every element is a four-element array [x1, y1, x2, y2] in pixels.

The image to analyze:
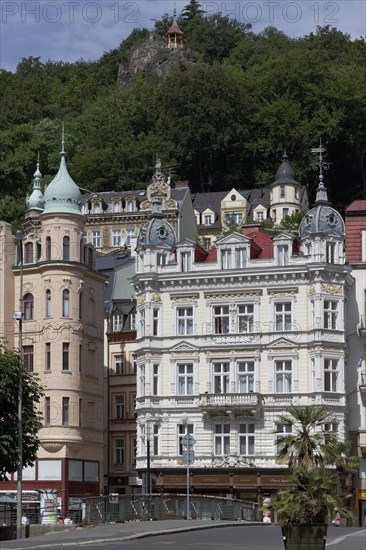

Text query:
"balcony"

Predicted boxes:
[[199, 392, 262, 418]]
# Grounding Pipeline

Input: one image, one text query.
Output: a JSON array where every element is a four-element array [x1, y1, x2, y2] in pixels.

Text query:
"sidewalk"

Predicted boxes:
[[2, 520, 250, 549]]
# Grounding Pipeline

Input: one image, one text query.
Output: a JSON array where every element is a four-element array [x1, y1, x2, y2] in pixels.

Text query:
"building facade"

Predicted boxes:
[[131, 170, 351, 517], [0, 144, 105, 522]]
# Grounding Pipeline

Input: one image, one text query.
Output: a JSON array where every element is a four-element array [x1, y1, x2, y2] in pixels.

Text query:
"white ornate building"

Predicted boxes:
[[131, 162, 352, 517]]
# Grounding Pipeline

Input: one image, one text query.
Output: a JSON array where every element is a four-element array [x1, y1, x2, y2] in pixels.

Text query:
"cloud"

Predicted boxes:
[[0, 0, 365, 72]]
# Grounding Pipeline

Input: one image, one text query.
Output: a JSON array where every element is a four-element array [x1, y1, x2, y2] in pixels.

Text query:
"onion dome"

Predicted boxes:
[[26, 155, 44, 211], [166, 16, 184, 36], [299, 143, 344, 238], [43, 127, 81, 216], [271, 151, 299, 186]]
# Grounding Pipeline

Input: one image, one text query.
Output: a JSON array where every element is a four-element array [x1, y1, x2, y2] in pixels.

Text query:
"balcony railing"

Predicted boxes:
[[200, 392, 261, 417]]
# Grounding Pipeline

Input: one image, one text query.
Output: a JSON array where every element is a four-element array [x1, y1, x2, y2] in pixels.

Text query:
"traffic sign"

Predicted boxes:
[[181, 434, 196, 448], [182, 450, 195, 464]]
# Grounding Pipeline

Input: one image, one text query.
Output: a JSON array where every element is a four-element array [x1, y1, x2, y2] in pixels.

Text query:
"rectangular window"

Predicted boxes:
[[178, 423, 194, 455], [92, 231, 101, 248], [277, 245, 289, 266], [113, 314, 123, 332], [45, 397, 51, 425], [283, 208, 289, 218], [62, 397, 69, 426], [214, 424, 230, 455], [131, 438, 137, 466], [213, 362, 230, 394], [157, 253, 167, 266], [231, 212, 243, 225], [153, 424, 159, 456], [276, 423, 292, 442], [239, 424, 255, 455], [62, 343, 70, 371], [130, 393, 136, 418], [139, 309, 145, 337], [326, 242, 335, 263], [203, 238, 211, 249], [79, 398, 82, 426], [181, 251, 191, 272], [114, 395, 125, 419], [237, 361, 254, 393], [235, 248, 247, 268], [115, 439, 124, 465], [324, 359, 338, 392], [275, 302, 292, 331], [178, 363, 193, 395], [177, 307, 194, 336], [45, 343, 51, 371], [23, 345, 34, 372], [112, 229, 121, 247], [79, 344, 82, 373], [280, 185, 285, 199], [140, 365, 145, 396], [126, 229, 136, 246], [152, 308, 160, 336], [275, 360, 292, 393], [113, 355, 124, 375], [238, 304, 254, 333], [204, 215, 212, 226], [153, 364, 159, 396], [324, 422, 338, 443], [323, 300, 338, 330], [213, 305, 229, 334], [256, 211, 264, 222], [221, 249, 231, 270]]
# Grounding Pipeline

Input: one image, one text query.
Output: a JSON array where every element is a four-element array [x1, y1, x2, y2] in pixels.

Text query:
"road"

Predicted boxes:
[[3, 525, 365, 550]]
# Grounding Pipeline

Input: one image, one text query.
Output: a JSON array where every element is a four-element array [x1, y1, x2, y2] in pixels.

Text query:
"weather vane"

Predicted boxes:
[[311, 138, 331, 184]]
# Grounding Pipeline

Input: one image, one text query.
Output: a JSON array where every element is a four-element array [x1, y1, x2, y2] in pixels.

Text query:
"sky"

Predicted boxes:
[[1, 0, 365, 72]]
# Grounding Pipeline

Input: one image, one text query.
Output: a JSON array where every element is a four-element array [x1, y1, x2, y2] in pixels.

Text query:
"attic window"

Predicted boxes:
[[231, 194, 236, 201]]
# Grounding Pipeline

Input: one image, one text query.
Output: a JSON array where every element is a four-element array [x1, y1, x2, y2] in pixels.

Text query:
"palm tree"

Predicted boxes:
[[324, 440, 359, 492], [275, 405, 335, 471]]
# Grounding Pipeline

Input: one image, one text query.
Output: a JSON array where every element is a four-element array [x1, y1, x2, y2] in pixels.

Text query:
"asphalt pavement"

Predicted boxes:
[[1, 519, 247, 550]]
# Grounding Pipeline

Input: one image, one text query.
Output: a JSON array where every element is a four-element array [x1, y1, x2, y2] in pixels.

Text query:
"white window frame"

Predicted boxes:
[[152, 364, 159, 396], [237, 304, 254, 333], [275, 360, 292, 393], [324, 358, 339, 392], [113, 314, 123, 332], [178, 423, 194, 455], [274, 302, 292, 331], [181, 251, 192, 272], [234, 247, 247, 268], [112, 229, 121, 247], [213, 362, 230, 394], [92, 231, 101, 248], [256, 211, 264, 222], [214, 424, 230, 456], [238, 423, 255, 455], [213, 305, 230, 334], [204, 215, 212, 226], [176, 306, 194, 336], [323, 300, 338, 330], [126, 228, 136, 245], [280, 185, 285, 199], [277, 244, 289, 266], [221, 248, 231, 269], [237, 361, 255, 393], [177, 363, 194, 395], [113, 354, 124, 375], [152, 307, 160, 336]]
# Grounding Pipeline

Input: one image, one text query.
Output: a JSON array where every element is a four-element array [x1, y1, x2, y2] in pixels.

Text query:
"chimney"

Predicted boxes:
[[345, 200, 366, 263]]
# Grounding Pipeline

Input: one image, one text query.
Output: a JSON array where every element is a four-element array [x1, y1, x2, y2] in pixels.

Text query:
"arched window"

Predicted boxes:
[[24, 243, 34, 264], [127, 200, 134, 212], [46, 237, 52, 260], [62, 289, 70, 317], [63, 236, 70, 261], [45, 289, 51, 317], [23, 293, 34, 320], [113, 202, 120, 213]]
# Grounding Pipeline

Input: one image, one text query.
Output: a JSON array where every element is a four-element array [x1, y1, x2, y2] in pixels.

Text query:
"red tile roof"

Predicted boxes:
[[346, 200, 366, 212], [166, 17, 184, 35]]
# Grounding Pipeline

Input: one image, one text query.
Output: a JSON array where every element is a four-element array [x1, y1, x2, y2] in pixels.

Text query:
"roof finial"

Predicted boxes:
[[33, 151, 42, 188], [282, 149, 288, 162], [61, 121, 66, 156], [311, 138, 331, 204]]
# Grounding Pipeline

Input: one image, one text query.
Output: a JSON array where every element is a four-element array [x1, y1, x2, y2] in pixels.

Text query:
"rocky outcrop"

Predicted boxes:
[[117, 33, 201, 91]]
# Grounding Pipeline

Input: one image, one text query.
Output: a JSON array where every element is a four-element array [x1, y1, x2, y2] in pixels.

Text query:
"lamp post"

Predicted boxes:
[[14, 230, 24, 539], [145, 413, 152, 518], [182, 415, 195, 521]]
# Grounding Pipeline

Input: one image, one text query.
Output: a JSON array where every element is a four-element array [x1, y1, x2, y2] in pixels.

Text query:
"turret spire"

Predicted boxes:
[[311, 138, 331, 204], [26, 152, 44, 210], [61, 121, 66, 156]]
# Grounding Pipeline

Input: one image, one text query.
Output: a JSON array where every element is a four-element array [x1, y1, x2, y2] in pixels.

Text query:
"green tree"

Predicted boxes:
[[278, 211, 305, 231], [0, 347, 43, 481], [181, 1, 204, 20], [275, 405, 335, 471]]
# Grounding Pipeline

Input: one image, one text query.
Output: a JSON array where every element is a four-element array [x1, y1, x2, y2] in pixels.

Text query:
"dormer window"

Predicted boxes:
[[204, 215, 212, 226], [92, 202, 100, 214], [235, 247, 247, 268], [127, 200, 135, 212], [326, 242, 336, 264], [181, 251, 191, 272], [256, 211, 264, 222], [81, 203, 88, 214], [222, 249, 231, 270], [277, 244, 289, 266], [113, 202, 120, 213]]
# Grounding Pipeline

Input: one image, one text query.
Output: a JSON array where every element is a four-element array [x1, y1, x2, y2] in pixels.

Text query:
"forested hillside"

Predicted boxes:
[[1, 2, 365, 228]]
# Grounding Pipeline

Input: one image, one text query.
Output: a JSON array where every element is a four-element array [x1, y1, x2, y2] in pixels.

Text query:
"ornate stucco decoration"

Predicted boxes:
[[212, 455, 255, 468], [321, 284, 342, 294], [309, 285, 316, 295], [137, 293, 146, 305], [151, 293, 162, 303]]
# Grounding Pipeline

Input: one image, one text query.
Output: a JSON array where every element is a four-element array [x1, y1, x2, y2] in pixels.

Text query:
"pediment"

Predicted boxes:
[[169, 341, 199, 353], [216, 232, 251, 245], [222, 188, 246, 203], [270, 337, 298, 348], [273, 231, 293, 241]]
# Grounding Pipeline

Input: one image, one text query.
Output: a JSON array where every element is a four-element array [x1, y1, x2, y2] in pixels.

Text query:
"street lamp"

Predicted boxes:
[[181, 414, 193, 521], [13, 230, 24, 539]]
